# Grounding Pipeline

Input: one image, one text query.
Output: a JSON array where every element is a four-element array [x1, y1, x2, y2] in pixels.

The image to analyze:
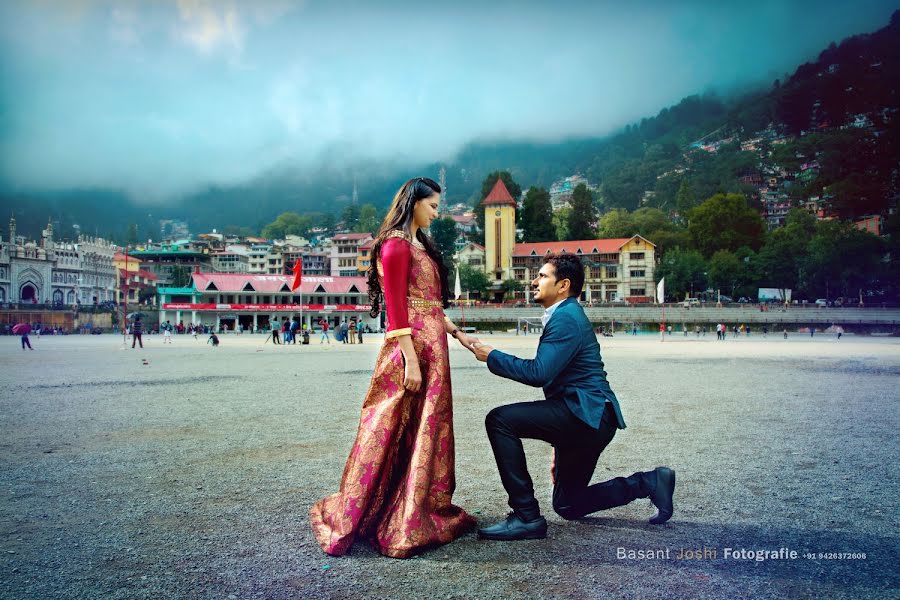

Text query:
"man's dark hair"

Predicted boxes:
[[544, 253, 585, 297]]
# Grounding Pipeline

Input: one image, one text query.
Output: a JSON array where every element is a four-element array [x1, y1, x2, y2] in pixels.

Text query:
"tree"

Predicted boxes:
[[520, 187, 556, 242], [757, 222, 809, 297], [261, 212, 312, 239], [707, 250, 745, 299], [646, 229, 689, 259], [553, 207, 571, 241], [501, 278, 522, 301], [340, 204, 361, 231], [566, 184, 597, 240], [655, 248, 707, 301], [428, 217, 457, 267], [675, 179, 697, 215], [784, 207, 817, 237], [803, 220, 886, 300], [458, 263, 491, 299], [355, 203, 381, 234], [632, 207, 674, 237], [598, 209, 635, 238], [314, 212, 337, 233], [687, 193, 765, 257], [475, 171, 522, 235]]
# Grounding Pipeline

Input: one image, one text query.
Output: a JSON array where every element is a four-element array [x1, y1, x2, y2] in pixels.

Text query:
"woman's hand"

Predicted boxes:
[[403, 358, 422, 392], [456, 332, 479, 351]]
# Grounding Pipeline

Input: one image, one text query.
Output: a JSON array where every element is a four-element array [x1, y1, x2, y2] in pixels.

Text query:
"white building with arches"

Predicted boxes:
[[0, 216, 117, 306]]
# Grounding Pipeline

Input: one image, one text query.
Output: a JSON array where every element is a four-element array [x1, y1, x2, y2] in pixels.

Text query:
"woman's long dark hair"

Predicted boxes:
[[367, 177, 450, 317]]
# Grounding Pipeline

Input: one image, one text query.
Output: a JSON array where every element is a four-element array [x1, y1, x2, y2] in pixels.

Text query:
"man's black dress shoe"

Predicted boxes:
[[649, 466, 676, 524], [478, 512, 548, 540]]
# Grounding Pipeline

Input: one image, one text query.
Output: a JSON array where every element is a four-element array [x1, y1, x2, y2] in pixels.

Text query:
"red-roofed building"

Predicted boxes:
[[510, 235, 657, 303], [114, 252, 159, 306], [158, 272, 377, 333], [451, 214, 478, 230], [854, 215, 882, 236], [457, 242, 485, 268]]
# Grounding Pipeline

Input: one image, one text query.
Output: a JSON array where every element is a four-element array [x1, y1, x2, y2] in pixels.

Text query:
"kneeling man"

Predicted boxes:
[[471, 253, 675, 540]]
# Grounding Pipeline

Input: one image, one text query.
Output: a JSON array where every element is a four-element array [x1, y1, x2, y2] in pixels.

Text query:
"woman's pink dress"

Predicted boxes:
[[309, 230, 475, 558]]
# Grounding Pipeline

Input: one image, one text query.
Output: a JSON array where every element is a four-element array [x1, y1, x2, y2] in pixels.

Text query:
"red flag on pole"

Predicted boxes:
[[290, 259, 303, 292]]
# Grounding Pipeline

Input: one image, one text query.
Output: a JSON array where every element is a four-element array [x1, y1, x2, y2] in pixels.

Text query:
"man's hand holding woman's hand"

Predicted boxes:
[[470, 341, 494, 362], [447, 325, 493, 361]]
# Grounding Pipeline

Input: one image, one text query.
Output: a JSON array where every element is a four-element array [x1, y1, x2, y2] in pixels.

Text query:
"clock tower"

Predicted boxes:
[[482, 178, 517, 282]]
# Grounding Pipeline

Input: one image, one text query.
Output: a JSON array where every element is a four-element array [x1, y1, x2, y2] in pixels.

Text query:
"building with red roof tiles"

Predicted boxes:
[[158, 272, 377, 333], [457, 242, 485, 268], [510, 235, 657, 304]]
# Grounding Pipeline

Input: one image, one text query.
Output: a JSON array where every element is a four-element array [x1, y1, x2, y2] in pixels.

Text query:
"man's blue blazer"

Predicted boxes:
[[486, 296, 626, 430]]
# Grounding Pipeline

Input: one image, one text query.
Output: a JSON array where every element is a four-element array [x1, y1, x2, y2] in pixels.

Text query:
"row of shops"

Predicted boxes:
[[158, 273, 382, 332]]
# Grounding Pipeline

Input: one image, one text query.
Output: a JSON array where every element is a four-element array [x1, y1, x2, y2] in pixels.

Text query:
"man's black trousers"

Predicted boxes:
[[485, 400, 656, 522]]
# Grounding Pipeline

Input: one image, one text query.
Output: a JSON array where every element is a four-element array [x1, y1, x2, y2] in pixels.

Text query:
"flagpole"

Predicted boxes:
[[122, 245, 129, 345], [290, 259, 303, 340]]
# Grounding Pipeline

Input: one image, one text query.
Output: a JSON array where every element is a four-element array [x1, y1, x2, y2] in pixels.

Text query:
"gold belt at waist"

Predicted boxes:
[[408, 298, 443, 309]]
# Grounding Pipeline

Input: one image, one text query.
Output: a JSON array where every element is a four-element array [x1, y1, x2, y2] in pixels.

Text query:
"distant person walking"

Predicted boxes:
[[18, 326, 33, 350], [320, 319, 330, 344], [131, 316, 144, 349], [340, 320, 349, 344], [271, 319, 281, 344], [357, 319, 364, 344], [290, 318, 299, 345]]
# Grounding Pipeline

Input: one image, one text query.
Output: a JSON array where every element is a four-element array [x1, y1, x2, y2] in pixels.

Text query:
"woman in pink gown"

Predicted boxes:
[[310, 177, 478, 558]]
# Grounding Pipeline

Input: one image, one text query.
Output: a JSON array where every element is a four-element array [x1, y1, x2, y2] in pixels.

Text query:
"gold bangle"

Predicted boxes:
[[385, 327, 412, 339]]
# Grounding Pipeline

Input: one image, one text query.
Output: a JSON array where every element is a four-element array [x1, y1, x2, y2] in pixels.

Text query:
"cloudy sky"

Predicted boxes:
[[1, 0, 897, 201]]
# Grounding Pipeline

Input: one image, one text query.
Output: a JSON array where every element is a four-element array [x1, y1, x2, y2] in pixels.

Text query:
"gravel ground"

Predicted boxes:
[[1, 332, 898, 599]]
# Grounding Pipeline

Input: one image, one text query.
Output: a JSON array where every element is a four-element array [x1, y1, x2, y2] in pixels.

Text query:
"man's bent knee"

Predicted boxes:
[[553, 502, 583, 521], [485, 406, 507, 431]]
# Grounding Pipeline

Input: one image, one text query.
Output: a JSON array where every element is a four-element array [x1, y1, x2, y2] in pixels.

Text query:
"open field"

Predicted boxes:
[[1, 333, 898, 599]]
